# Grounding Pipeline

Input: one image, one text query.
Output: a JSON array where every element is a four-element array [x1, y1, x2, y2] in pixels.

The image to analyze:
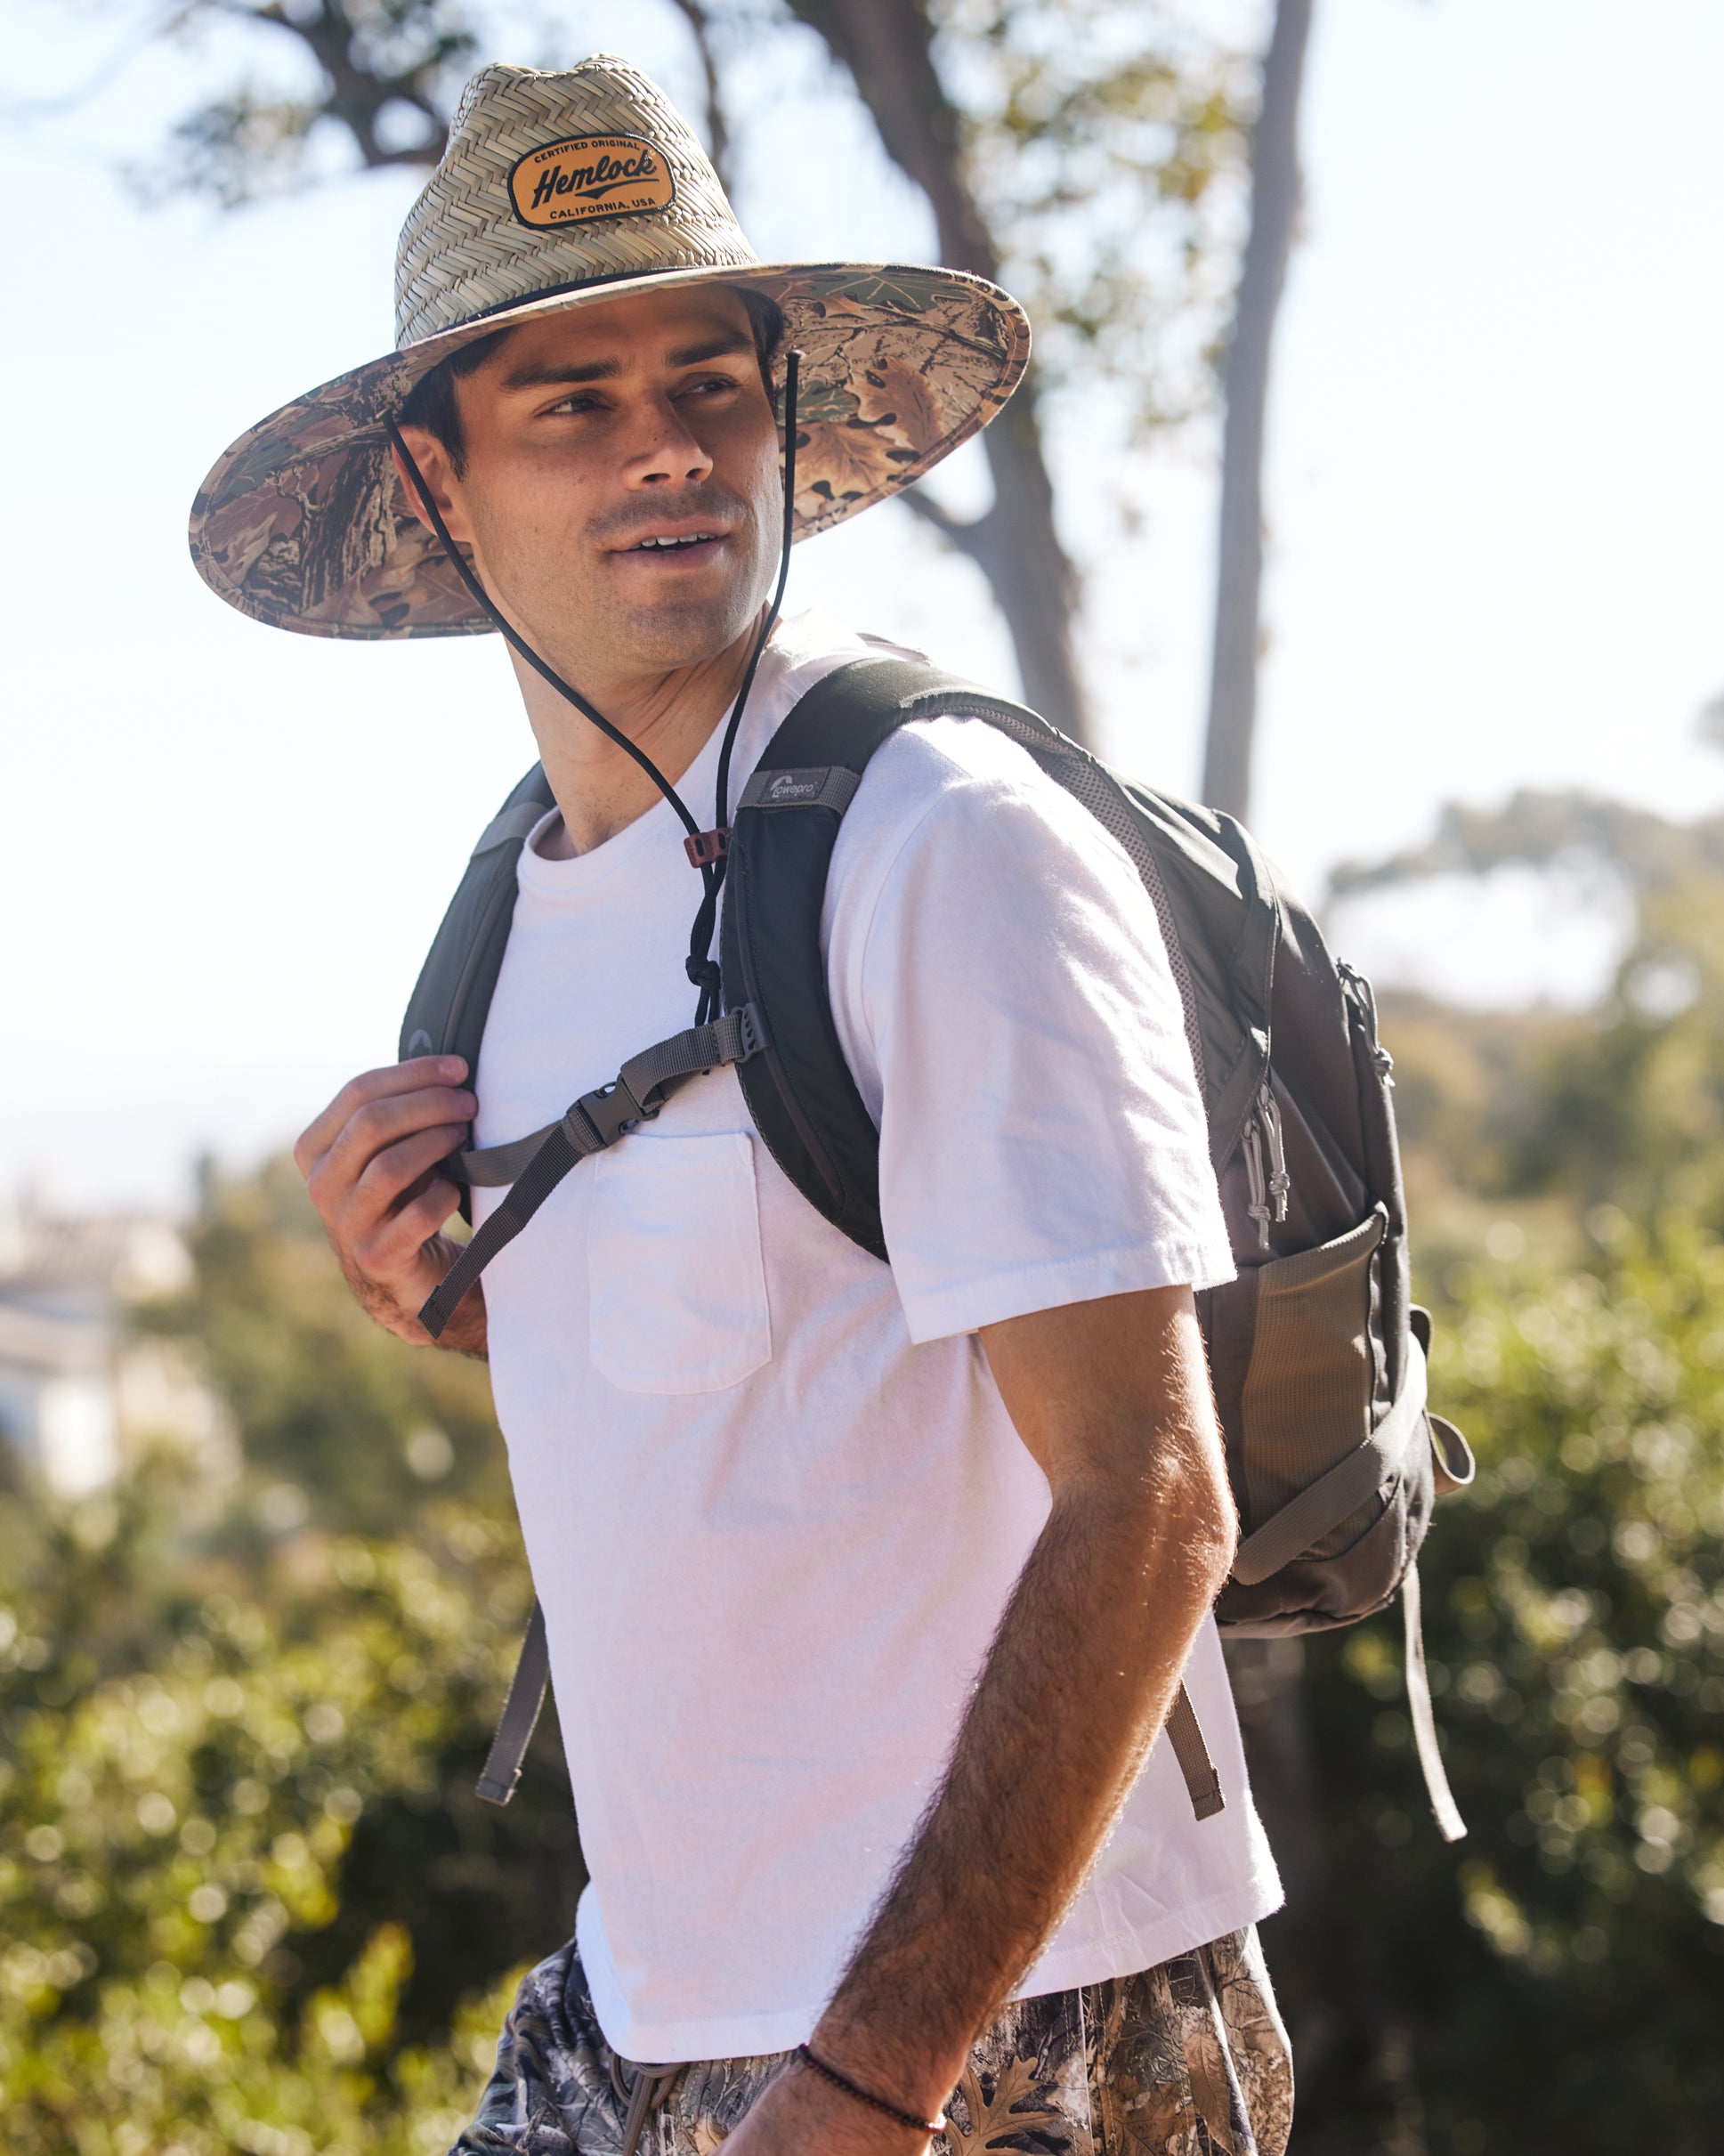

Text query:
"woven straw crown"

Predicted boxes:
[[188, 55, 1032, 640], [393, 60, 760, 346]]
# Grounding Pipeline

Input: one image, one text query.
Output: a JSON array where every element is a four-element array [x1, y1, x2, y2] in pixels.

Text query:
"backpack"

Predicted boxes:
[[401, 653, 1476, 1840]]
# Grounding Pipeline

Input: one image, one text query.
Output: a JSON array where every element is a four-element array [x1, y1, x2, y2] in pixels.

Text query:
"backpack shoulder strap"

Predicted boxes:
[[719, 653, 1050, 1260], [399, 764, 555, 1206]]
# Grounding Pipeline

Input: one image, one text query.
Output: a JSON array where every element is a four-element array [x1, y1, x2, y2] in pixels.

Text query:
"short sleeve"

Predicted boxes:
[[822, 717, 1236, 1345]]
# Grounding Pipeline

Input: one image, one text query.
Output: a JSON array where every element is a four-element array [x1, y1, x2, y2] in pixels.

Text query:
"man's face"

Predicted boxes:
[[409, 285, 781, 681]]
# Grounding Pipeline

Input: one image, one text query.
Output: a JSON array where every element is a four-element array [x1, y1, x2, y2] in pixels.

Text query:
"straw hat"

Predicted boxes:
[[188, 54, 1032, 641]]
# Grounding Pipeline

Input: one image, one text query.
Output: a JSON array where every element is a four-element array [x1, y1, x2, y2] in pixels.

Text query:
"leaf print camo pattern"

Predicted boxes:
[[187, 265, 1029, 644], [447, 1927, 1291, 2156], [189, 60, 1032, 642]]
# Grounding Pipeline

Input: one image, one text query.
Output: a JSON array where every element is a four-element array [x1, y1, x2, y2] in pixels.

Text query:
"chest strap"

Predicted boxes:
[[418, 1002, 765, 1341]]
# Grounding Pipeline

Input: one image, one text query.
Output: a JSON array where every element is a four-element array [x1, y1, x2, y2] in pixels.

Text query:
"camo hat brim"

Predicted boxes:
[[188, 58, 1031, 641]]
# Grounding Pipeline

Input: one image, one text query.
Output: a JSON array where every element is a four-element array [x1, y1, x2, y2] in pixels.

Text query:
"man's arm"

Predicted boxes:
[[730, 1282, 1234, 2153], [294, 1055, 490, 1358]]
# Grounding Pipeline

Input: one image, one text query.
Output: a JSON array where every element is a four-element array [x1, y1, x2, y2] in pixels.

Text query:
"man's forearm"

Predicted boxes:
[[812, 1439, 1233, 2125]]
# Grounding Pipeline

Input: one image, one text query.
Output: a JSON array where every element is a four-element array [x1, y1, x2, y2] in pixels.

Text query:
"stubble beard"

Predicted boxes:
[[473, 474, 781, 692]]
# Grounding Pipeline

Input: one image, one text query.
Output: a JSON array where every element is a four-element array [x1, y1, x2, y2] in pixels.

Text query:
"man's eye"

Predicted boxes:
[[684, 375, 740, 397], [547, 393, 600, 416]]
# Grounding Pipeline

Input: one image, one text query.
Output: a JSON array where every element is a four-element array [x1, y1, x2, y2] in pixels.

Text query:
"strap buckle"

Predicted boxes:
[[565, 1076, 652, 1152]]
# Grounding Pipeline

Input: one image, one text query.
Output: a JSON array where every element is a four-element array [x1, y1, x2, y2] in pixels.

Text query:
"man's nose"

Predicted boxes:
[[622, 393, 714, 489]]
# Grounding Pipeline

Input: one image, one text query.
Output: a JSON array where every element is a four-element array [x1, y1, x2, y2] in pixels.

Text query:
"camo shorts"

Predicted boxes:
[[449, 1925, 1292, 2156]]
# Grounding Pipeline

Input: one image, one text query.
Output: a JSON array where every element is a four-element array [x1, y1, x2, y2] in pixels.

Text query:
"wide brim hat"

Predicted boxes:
[[188, 55, 1032, 640]]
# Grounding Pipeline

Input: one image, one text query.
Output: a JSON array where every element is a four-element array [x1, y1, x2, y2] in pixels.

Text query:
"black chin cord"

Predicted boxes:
[[384, 344, 800, 1026], [684, 347, 799, 1022], [385, 415, 706, 847]]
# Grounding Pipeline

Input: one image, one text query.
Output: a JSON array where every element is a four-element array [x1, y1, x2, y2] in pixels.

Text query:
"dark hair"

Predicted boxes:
[[396, 327, 508, 478], [397, 286, 785, 477]]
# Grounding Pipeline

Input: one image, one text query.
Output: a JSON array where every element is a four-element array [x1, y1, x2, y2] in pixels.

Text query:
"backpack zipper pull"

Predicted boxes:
[[1340, 961, 1396, 1084], [1259, 1082, 1291, 1226], [1243, 1112, 1271, 1252], [1242, 1082, 1291, 1253]]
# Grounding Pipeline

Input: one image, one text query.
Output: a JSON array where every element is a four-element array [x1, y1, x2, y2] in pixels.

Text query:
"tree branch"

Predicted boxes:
[[785, 0, 994, 276], [666, 0, 733, 198], [898, 485, 990, 565], [785, 0, 1089, 740], [200, 0, 458, 172]]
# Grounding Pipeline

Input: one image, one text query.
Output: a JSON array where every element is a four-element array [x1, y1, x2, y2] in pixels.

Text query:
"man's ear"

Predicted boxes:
[[391, 427, 473, 546]]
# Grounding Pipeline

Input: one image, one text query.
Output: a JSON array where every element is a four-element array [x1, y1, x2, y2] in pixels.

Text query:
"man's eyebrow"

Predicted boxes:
[[500, 355, 622, 391], [665, 332, 756, 367], [498, 333, 755, 395]]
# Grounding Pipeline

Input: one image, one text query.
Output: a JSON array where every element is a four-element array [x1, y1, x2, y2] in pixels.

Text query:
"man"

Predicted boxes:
[[191, 54, 1291, 2156]]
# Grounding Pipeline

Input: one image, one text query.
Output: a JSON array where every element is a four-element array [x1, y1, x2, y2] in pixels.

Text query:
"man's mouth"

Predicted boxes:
[[624, 531, 724, 555]]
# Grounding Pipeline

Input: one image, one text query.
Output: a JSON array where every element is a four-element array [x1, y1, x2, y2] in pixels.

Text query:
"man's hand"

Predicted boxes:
[[294, 1056, 488, 1357]]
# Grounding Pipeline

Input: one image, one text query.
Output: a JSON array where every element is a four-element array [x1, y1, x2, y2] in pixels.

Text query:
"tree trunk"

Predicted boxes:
[[787, 0, 1091, 744], [1202, 0, 1314, 821]]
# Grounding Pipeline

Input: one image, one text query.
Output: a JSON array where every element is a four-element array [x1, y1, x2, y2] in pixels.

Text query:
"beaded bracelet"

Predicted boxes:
[[794, 2043, 946, 2138]]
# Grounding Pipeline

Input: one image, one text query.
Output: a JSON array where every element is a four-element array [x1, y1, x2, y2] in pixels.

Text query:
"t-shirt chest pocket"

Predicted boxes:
[[587, 1131, 773, 1394]]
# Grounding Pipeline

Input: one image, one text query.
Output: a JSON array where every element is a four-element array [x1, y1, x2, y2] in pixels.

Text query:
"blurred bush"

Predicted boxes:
[[1262, 831, 1724, 2152], [167, 1155, 514, 1536], [1278, 1223, 1724, 2154], [0, 1166, 582, 2155]]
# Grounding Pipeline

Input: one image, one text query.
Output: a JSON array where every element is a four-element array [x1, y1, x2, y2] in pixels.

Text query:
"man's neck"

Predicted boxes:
[[514, 617, 767, 858]]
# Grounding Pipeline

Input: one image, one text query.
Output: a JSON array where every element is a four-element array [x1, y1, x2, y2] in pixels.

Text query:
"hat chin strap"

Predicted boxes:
[[384, 347, 801, 1026]]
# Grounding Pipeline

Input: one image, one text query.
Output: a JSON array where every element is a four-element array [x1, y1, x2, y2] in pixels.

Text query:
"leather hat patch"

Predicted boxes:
[[508, 134, 676, 228]]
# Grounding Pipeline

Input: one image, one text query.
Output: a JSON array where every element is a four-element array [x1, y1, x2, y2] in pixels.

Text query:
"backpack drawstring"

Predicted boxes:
[[609, 2055, 684, 2156], [385, 344, 801, 1028]]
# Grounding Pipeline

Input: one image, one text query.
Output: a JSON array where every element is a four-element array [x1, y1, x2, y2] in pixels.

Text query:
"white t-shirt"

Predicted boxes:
[[473, 608, 1281, 2063]]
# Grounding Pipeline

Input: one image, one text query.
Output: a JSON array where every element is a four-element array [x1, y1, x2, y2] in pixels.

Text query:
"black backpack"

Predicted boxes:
[[401, 654, 1475, 1838]]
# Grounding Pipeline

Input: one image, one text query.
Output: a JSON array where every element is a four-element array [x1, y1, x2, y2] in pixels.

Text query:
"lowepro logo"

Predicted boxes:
[[507, 134, 676, 230], [766, 772, 822, 802]]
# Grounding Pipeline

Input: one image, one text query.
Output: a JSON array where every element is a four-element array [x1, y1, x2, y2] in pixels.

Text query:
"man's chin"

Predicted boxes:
[[597, 590, 768, 677]]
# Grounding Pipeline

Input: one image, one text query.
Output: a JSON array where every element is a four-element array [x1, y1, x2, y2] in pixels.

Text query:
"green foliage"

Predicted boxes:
[[1250, 798, 1724, 2149], [148, 0, 471, 206], [1329, 788, 1724, 910], [172, 1157, 508, 1537], [929, 0, 1247, 427], [0, 1173, 582, 2153], [1508, 879, 1724, 1221], [1335, 790, 1724, 1228], [1279, 1227, 1724, 2152], [1375, 868, 1724, 1238]]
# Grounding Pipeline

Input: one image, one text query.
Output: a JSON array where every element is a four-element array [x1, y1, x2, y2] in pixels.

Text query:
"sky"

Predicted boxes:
[[3, 0, 1723, 1210]]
